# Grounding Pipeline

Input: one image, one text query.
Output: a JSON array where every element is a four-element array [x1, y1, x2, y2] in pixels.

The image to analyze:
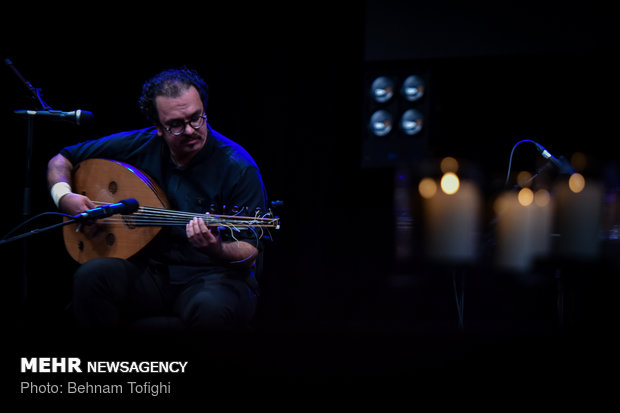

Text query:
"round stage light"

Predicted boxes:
[[370, 76, 395, 103], [401, 75, 425, 102], [369, 110, 393, 137], [399, 108, 423, 135]]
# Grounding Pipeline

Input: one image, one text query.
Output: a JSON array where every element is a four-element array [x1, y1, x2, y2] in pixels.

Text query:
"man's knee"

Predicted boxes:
[[73, 258, 133, 296], [181, 291, 230, 330], [178, 283, 256, 331]]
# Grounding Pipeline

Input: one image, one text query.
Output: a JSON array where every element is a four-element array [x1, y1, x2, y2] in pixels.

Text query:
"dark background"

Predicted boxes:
[[4, 1, 619, 389]]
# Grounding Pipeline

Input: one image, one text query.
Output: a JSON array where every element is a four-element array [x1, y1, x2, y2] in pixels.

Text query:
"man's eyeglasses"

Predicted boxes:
[[164, 113, 207, 136]]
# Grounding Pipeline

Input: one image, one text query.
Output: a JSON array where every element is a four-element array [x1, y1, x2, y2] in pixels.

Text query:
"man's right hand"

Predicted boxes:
[[58, 192, 97, 216]]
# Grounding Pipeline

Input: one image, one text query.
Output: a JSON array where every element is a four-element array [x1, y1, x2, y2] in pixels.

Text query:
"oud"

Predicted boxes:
[[63, 158, 279, 263]]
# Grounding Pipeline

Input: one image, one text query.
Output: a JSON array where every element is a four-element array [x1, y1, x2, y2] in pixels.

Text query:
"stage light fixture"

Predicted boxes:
[[369, 110, 393, 136], [370, 76, 395, 103], [401, 75, 425, 102], [362, 66, 430, 167], [399, 108, 423, 135]]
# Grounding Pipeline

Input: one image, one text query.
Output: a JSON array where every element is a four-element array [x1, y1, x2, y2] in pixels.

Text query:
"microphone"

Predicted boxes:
[[72, 199, 139, 221], [533, 142, 574, 175], [14, 109, 94, 125]]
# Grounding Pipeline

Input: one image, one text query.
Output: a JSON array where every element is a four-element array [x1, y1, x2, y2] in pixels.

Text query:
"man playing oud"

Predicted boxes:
[[47, 68, 269, 332]]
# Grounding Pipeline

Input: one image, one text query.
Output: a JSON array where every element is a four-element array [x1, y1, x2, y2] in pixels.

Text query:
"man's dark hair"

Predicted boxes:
[[139, 67, 209, 124]]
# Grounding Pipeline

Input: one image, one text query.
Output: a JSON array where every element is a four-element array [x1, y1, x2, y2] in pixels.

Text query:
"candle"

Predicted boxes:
[[419, 173, 481, 263], [495, 188, 553, 272], [554, 173, 603, 259]]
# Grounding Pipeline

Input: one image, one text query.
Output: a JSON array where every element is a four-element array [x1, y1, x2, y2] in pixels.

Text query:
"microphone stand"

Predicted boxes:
[[5, 58, 54, 326]]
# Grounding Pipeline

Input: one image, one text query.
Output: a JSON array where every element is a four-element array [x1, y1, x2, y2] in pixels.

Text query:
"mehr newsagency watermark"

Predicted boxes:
[[18, 357, 189, 398]]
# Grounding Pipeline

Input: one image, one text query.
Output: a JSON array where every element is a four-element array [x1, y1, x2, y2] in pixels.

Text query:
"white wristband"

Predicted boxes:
[[51, 182, 72, 207]]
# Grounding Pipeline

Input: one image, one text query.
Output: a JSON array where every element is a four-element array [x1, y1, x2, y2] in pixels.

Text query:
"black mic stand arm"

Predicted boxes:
[[5, 58, 55, 325], [0, 217, 78, 247]]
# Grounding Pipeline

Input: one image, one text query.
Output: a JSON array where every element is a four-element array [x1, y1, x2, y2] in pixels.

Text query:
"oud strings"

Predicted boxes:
[[88, 202, 278, 228]]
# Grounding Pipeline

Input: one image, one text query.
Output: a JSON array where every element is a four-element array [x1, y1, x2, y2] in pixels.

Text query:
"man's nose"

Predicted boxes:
[[183, 122, 195, 135]]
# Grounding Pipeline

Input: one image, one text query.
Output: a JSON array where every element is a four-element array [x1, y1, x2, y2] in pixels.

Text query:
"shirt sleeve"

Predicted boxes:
[[220, 165, 269, 249]]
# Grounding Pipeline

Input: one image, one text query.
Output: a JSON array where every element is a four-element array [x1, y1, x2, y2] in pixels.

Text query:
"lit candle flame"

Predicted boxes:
[[568, 172, 585, 193], [440, 172, 460, 195], [517, 187, 534, 206], [418, 177, 437, 199]]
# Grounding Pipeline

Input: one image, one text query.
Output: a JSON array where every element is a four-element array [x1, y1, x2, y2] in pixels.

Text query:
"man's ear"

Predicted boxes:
[[155, 124, 164, 137]]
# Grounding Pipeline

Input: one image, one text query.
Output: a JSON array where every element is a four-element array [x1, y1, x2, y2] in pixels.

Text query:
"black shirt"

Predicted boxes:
[[60, 125, 268, 283]]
